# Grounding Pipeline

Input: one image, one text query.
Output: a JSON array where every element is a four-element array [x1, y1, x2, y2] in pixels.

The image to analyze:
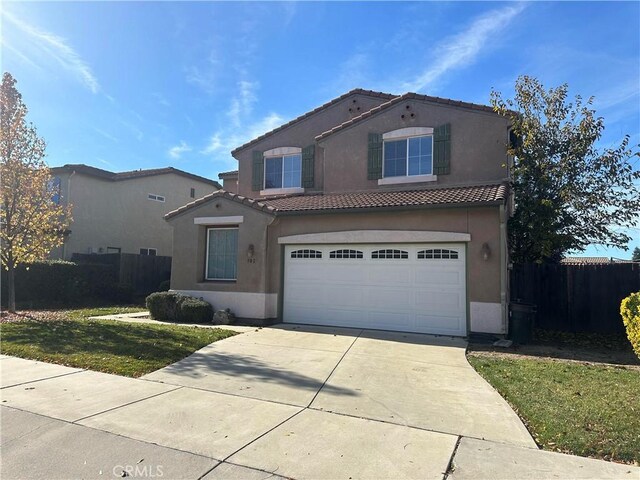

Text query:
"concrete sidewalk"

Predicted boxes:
[[1, 329, 638, 480]]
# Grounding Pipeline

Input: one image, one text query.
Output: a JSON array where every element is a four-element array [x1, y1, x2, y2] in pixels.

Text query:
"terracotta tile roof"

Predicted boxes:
[[165, 183, 508, 220], [51, 164, 221, 188], [165, 190, 278, 219], [230, 88, 396, 155], [218, 170, 239, 178], [315, 92, 502, 141], [261, 183, 508, 213]]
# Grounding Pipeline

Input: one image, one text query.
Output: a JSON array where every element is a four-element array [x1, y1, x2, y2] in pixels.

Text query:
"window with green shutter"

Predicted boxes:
[[252, 150, 264, 191], [301, 144, 315, 188], [433, 123, 451, 175], [368, 133, 383, 180]]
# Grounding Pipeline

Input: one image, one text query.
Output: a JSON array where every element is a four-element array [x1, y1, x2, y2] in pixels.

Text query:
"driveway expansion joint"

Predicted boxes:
[[0, 368, 86, 390], [71, 385, 183, 423], [307, 328, 363, 408]]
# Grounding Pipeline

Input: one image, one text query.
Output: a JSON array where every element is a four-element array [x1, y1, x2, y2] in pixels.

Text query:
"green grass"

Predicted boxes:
[[468, 356, 640, 464], [1, 319, 237, 377], [65, 306, 147, 320]]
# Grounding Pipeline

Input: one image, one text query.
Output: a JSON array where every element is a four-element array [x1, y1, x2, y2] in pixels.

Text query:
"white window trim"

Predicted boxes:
[[194, 216, 244, 225], [263, 149, 303, 193], [140, 247, 157, 255], [382, 127, 433, 140], [264, 146, 301, 156], [205, 227, 238, 281], [380, 128, 435, 185], [260, 187, 305, 196], [148, 193, 165, 202]]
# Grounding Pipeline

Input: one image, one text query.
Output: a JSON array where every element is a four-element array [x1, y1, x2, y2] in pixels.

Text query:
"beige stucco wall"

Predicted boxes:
[[232, 95, 511, 197], [267, 207, 502, 305], [51, 172, 219, 259], [168, 197, 273, 293], [320, 100, 511, 192], [169, 202, 502, 309], [233, 92, 391, 197]]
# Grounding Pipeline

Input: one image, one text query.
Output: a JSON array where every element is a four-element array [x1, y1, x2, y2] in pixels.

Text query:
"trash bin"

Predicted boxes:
[[509, 302, 537, 344]]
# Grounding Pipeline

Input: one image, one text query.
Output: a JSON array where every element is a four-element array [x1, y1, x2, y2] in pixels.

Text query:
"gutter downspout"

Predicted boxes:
[[499, 203, 508, 335], [263, 215, 279, 321], [62, 170, 76, 260]]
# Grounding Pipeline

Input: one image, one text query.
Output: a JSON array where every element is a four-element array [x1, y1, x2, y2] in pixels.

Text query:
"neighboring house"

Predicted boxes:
[[50, 164, 221, 260], [165, 88, 513, 336]]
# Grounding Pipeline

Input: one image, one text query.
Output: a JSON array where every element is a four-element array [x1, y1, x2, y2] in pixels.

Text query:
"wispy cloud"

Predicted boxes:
[[119, 118, 143, 142], [403, 3, 526, 92], [168, 141, 192, 160], [151, 92, 171, 108], [96, 157, 115, 168], [3, 11, 99, 93], [227, 80, 258, 127], [202, 112, 284, 156], [94, 128, 118, 143]]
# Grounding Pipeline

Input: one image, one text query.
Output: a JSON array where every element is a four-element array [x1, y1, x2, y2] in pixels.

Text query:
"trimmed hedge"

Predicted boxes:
[[146, 292, 213, 323], [1, 260, 123, 307], [621, 291, 640, 359]]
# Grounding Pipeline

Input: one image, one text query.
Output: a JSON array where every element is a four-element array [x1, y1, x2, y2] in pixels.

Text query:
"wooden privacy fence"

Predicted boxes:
[[510, 263, 640, 334], [72, 253, 171, 295]]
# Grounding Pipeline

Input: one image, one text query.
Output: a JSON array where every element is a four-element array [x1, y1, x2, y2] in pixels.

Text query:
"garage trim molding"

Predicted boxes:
[[278, 230, 471, 244]]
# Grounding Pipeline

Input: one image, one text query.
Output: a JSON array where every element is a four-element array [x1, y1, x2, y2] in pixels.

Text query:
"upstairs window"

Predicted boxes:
[[190, 188, 195, 198], [140, 248, 157, 256], [148, 193, 165, 202], [265, 153, 302, 189], [383, 135, 433, 178]]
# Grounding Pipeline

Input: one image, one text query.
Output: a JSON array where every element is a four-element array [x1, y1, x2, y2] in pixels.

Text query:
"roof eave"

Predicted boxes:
[[272, 199, 505, 217]]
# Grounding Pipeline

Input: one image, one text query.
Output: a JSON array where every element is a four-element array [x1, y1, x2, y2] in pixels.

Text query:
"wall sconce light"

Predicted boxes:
[[481, 242, 491, 261], [247, 244, 255, 260]]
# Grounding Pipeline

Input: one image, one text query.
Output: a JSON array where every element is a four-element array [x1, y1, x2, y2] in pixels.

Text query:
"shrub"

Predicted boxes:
[[1, 260, 119, 307], [178, 297, 213, 324], [145, 292, 213, 323], [157, 280, 171, 292], [146, 292, 181, 322], [621, 291, 640, 359]]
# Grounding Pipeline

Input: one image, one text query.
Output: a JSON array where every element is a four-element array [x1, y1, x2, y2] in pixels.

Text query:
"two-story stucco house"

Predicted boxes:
[[166, 88, 513, 337], [50, 164, 220, 260]]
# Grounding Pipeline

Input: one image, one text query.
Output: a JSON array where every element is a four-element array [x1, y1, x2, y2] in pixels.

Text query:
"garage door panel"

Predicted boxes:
[[414, 268, 462, 286], [284, 243, 467, 336], [366, 265, 412, 284], [415, 291, 462, 311]]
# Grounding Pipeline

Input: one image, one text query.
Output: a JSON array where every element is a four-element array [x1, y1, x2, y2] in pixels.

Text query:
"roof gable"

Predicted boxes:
[[316, 92, 502, 141], [230, 88, 396, 155]]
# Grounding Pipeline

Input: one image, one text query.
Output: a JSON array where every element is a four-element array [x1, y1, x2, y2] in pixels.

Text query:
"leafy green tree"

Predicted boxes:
[[491, 76, 640, 263], [1, 72, 72, 311], [632, 247, 640, 262]]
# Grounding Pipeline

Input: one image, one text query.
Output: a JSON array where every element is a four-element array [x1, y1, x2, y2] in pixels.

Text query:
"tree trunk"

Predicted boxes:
[[7, 264, 16, 312]]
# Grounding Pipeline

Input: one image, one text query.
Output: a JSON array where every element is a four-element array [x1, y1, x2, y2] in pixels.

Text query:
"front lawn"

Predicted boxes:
[[1, 318, 236, 377], [468, 355, 640, 464]]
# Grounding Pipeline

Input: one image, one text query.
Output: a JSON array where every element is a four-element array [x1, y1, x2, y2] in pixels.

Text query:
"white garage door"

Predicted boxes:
[[283, 243, 467, 336]]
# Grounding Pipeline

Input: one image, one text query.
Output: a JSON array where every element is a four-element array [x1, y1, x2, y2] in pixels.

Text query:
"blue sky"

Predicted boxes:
[[2, 1, 639, 257]]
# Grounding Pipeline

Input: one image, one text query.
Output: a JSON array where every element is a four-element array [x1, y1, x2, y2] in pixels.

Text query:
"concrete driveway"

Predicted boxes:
[[2, 325, 638, 480]]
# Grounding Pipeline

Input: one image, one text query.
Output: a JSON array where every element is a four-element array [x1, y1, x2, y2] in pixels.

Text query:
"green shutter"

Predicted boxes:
[[368, 133, 383, 180], [433, 123, 451, 175], [301, 144, 315, 188], [252, 150, 264, 191]]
